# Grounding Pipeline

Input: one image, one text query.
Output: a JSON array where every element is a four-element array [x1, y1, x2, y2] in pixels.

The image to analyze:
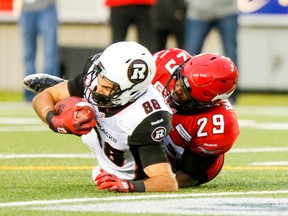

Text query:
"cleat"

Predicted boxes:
[[22, 73, 66, 93]]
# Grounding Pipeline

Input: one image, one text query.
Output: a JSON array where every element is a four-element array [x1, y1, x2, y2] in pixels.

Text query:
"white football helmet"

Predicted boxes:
[[90, 41, 156, 107]]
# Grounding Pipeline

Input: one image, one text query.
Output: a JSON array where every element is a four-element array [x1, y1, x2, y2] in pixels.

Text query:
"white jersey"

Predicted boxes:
[[81, 85, 172, 180]]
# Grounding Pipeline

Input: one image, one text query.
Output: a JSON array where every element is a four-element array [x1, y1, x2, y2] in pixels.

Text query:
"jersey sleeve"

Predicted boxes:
[[130, 142, 168, 175], [128, 110, 171, 173], [68, 73, 84, 97], [67, 53, 101, 97], [128, 110, 172, 145]]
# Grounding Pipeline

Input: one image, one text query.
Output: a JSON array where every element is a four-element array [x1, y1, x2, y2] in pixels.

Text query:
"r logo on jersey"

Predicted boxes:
[[151, 126, 167, 142], [128, 60, 148, 84]]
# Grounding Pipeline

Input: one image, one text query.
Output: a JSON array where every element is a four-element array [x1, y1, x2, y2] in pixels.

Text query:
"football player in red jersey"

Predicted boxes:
[[152, 48, 239, 187]]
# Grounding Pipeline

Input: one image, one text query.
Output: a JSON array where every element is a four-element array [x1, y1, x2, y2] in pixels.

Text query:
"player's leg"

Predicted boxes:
[[39, 4, 59, 77], [110, 6, 130, 43], [217, 14, 239, 103], [184, 19, 211, 55], [19, 11, 38, 101]]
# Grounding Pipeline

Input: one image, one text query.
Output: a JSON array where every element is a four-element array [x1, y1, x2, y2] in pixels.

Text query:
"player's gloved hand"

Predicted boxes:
[[46, 108, 96, 136], [95, 169, 135, 193]]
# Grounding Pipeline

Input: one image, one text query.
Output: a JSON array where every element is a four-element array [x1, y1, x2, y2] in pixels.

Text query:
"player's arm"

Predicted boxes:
[[142, 161, 178, 192], [174, 170, 199, 187], [96, 143, 178, 192], [137, 111, 177, 192], [96, 111, 178, 192], [32, 80, 93, 136], [32, 81, 70, 124], [175, 149, 219, 187]]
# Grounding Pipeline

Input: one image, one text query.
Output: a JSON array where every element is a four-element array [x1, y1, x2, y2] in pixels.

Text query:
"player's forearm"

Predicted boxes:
[[143, 162, 178, 192], [32, 91, 56, 124], [32, 82, 70, 124], [144, 173, 178, 192]]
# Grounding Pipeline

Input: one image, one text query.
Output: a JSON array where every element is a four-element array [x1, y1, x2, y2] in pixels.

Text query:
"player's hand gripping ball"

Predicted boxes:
[[49, 97, 96, 136]]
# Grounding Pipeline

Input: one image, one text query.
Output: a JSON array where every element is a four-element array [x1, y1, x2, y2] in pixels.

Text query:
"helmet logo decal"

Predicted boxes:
[[128, 60, 148, 84]]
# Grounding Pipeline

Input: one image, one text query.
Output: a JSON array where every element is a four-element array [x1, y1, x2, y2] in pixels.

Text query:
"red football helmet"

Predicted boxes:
[[166, 53, 238, 113], [152, 48, 192, 95]]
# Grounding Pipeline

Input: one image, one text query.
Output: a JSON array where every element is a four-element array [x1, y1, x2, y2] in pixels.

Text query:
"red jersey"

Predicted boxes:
[[152, 48, 239, 157], [168, 100, 239, 156]]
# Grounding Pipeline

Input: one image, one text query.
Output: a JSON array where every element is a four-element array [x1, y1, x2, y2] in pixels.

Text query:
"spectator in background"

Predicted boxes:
[[184, 0, 239, 103], [19, 0, 59, 102], [105, 0, 156, 51], [151, 0, 186, 52]]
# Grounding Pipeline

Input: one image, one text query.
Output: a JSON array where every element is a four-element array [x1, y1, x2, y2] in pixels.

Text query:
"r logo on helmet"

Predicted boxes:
[[128, 60, 148, 84]]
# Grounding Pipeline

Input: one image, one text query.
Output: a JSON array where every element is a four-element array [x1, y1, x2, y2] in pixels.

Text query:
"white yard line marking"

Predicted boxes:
[[251, 161, 288, 166], [238, 119, 288, 130], [0, 118, 42, 124], [235, 106, 288, 116], [2, 103, 288, 115], [1, 166, 287, 171], [0, 126, 48, 132], [0, 154, 94, 159], [0, 147, 287, 159], [229, 147, 288, 153], [2, 118, 288, 132], [1, 190, 288, 208], [31, 197, 288, 215]]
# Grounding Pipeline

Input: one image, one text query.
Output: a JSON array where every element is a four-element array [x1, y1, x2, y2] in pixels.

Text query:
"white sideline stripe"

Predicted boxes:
[[32, 197, 288, 215], [235, 106, 288, 116], [229, 147, 288, 153], [2, 122, 288, 132], [1, 190, 288, 207], [0, 117, 47, 132], [2, 118, 288, 132], [238, 120, 288, 130], [0, 147, 288, 159], [0, 126, 48, 132], [251, 161, 288, 166], [0, 118, 42, 124], [0, 154, 94, 159]]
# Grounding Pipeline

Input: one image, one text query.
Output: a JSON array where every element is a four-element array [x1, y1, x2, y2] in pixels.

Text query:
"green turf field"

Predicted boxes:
[[0, 93, 288, 215]]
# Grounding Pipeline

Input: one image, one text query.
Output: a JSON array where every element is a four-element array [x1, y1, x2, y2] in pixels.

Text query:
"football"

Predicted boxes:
[[54, 96, 95, 120], [52, 96, 96, 135]]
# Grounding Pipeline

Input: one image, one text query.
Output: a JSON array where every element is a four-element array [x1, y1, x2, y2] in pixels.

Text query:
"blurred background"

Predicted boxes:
[[0, 0, 288, 103]]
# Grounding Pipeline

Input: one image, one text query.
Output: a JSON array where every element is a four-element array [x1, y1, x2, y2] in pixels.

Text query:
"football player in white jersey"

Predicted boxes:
[[30, 41, 178, 193]]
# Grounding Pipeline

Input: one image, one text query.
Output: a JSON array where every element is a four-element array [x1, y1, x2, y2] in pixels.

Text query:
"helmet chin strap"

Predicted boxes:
[[211, 90, 234, 102], [168, 93, 213, 114], [91, 91, 112, 107]]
